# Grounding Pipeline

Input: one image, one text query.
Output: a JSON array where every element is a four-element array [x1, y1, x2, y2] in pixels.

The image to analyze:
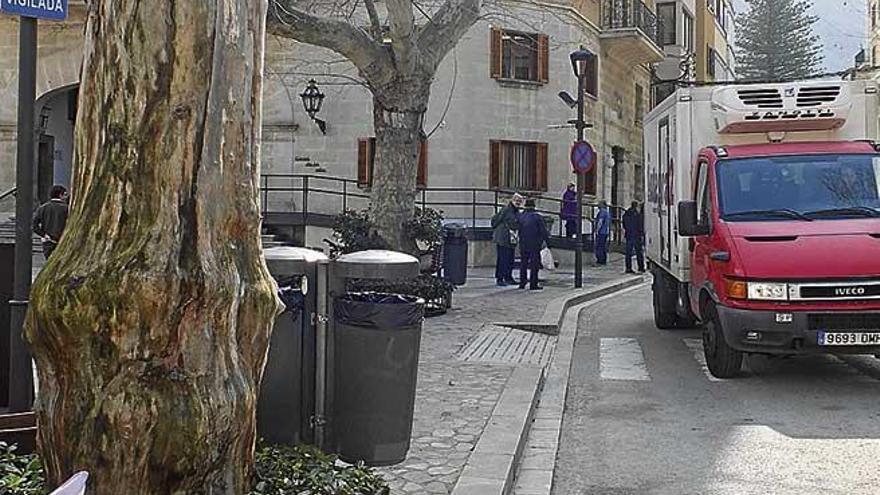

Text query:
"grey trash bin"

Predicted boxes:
[[258, 247, 328, 446], [442, 223, 468, 285], [333, 292, 425, 466]]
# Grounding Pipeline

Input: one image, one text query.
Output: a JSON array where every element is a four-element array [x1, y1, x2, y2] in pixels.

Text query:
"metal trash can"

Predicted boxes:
[[442, 223, 468, 285], [258, 246, 328, 446], [333, 292, 424, 466]]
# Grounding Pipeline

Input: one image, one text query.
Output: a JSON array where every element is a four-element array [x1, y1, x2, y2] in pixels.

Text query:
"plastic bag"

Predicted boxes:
[[541, 247, 556, 271], [336, 292, 425, 328]]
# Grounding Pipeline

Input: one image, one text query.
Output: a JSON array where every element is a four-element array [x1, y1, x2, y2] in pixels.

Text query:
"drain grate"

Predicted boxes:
[[456, 325, 556, 366]]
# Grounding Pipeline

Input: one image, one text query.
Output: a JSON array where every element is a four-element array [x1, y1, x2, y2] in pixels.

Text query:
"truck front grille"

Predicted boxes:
[[790, 281, 880, 301]]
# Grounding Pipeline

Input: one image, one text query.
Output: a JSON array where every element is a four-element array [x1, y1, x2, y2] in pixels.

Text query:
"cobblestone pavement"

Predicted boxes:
[[376, 255, 627, 494]]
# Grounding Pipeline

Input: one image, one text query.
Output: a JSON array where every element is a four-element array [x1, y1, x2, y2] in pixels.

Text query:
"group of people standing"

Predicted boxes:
[[491, 194, 550, 291], [493, 189, 646, 287], [594, 200, 646, 273]]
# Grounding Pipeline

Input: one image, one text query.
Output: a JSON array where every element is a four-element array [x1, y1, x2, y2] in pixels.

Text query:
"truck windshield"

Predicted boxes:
[[717, 154, 880, 221]]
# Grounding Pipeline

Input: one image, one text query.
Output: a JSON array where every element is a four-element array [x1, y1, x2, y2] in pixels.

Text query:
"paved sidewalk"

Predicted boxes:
[[377, 255, 632, 494]]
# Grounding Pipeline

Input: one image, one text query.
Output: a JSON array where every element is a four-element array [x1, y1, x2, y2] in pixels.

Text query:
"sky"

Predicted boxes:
[[732, 0, 868, 73]]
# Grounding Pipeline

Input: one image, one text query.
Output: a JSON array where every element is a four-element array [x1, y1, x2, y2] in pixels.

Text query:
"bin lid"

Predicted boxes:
[[264, 247, 328, 277], [334, 250, 420, 280], [265, 246, 329, 262]]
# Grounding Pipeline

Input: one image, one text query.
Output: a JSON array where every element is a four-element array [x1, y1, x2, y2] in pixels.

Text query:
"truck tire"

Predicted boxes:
[[653, 288, 678, 329], [702, 303, 743, 378], [652, 269, 678, 329]]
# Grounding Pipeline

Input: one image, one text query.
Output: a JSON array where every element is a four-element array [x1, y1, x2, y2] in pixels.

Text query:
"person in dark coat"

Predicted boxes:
[[623, 201, 645, 273], [560, 183, 578, 238], [492, 193, 523, 286], [593, 201, 611, 265], [33, 185, 69, 260], [518, 199, 550, 291]]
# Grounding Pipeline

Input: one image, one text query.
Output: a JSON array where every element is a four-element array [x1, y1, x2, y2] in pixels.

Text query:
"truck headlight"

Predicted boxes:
[[747, 282, 788, 301]]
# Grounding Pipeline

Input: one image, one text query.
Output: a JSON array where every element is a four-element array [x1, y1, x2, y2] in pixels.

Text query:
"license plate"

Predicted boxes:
[[818, 332, 880, 346]]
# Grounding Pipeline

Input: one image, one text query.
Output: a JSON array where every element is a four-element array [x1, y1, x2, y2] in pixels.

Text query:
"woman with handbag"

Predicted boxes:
[[491, 193, 523, 286]]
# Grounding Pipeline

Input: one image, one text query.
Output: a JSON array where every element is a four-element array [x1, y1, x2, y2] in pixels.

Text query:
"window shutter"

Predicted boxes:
[[537, 34, 549, 84], [489, 140, 502, 189], [357, 138, 373, 187], [490, 27, 503, 79], [535, 142, 548, 191], [417, 140, 428, 189]]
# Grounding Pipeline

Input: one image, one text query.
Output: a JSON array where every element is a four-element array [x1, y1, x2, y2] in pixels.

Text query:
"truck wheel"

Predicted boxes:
[[653, 288, 678, 329], [702, 304, 743, 378], [652, 269, 678, 329]]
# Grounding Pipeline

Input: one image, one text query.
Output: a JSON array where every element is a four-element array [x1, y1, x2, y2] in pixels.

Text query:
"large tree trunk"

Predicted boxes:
[[370, 85, 430, 252], [25, 1, 280, 493]]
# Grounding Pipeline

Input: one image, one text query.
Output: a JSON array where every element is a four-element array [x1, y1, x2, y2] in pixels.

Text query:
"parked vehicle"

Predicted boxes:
[[644, 79, 880, 378]]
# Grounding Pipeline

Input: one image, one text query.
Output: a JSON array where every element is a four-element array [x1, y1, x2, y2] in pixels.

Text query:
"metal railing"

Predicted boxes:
[[0, 187, 16, 214], [260, 174, 625, 244], [602, 0, 661, 47]]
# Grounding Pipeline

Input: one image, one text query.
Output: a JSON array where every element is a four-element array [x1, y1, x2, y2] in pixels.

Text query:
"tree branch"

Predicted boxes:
[[268, 0, 393, 84], [417, 0, 481, 69], [363, 0, 384, 39], [385, 0, 419, 72]]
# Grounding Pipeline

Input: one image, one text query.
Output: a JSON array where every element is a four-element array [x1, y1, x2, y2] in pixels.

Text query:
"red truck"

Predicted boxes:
[[644, 80, 880, 378]]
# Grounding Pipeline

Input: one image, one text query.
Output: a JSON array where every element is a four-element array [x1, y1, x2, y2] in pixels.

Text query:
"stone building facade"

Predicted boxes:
[[0, 0, 663, 228]]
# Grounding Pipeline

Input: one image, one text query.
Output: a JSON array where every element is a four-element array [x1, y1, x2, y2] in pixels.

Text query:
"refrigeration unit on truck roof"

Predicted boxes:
[[712, 82, 862, 135]]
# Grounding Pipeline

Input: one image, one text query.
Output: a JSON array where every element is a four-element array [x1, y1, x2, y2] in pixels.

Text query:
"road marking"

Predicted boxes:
[[599, 338, 650, 381], [684, 338, 724, 382]]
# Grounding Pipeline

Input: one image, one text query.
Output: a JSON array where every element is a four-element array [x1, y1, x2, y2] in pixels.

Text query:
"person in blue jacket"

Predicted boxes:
[[622, 201, 646, 273], [594, 201, 611, 265], [518, 199, 550, 291]]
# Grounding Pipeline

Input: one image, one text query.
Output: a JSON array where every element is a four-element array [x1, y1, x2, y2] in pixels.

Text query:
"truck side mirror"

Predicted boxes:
[[678, 201, 709, 237]]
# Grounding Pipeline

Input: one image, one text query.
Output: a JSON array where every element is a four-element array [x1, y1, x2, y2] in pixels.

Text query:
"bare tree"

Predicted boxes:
[[268, 0, 480, 250], [26, 1, 281, 493]]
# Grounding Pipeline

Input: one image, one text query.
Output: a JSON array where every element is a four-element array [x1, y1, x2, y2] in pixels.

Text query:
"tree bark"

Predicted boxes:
[[25, 1, 281, 494], [370, 83, 430, 252]]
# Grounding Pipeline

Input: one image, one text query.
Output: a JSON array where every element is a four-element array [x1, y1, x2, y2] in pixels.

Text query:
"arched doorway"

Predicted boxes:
[[34, 84, 78, 203]]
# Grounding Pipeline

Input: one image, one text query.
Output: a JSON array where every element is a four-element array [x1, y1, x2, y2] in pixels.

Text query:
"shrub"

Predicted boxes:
[[251, 444, 390, 495], [331, 207, 446, 256], [0, 443, 388, 495], [349, 274, 455, 317], [332, 209, 388, 255], [0, 442, 46, 495]]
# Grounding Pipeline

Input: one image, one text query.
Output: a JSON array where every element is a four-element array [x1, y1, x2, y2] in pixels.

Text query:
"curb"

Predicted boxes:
[[452, 275, 649, 495], [450, 367, 544, 495], [495, 274, 647, 335]]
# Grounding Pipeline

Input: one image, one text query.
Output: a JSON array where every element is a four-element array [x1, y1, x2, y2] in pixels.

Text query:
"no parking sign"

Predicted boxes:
[[570, 141, 596, 174]]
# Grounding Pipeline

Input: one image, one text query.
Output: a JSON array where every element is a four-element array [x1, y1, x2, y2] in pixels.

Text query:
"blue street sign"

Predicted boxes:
[[570, 141, 596, 174], [1, 0, 68, 21]]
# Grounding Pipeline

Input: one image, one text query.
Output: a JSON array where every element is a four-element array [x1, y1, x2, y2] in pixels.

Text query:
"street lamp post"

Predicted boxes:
[[300, 79, 327, 135], [569, 48, 593, 289]]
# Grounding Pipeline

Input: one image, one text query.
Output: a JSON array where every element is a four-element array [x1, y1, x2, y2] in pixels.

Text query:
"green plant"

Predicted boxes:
[[332, 207, 446, 256], [405, 207, 444, 251], [349, 274, 454, 316], [0, 442, 46, 495], [332, 209, 389, 255], [0, 442, 389, 495], [250, 444, 389, 495]]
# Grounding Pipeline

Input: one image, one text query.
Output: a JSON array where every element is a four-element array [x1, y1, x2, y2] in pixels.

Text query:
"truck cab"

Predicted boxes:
[[679, 141, 880, 376], [644, 81, 880, 378]]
